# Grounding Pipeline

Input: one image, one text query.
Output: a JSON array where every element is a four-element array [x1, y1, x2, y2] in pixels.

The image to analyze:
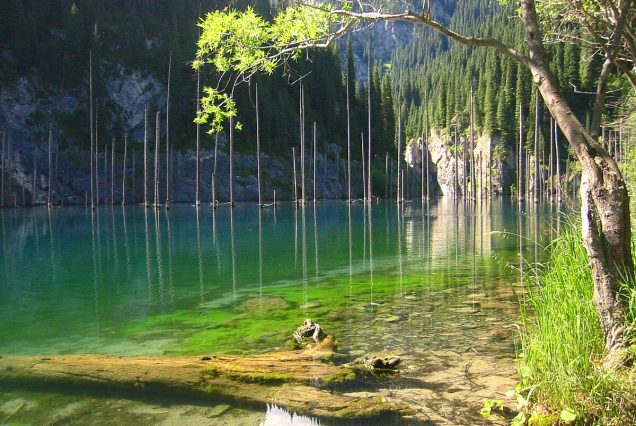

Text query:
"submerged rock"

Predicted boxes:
[[384, 315, 402, 323], [353, 355, 401, 370], [293, 319, 326, 344]]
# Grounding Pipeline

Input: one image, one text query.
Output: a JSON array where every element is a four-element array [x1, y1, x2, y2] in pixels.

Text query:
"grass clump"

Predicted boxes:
[[518, 224, 636, 425]]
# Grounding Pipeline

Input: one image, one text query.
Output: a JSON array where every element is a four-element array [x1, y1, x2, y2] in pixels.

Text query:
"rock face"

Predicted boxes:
[[103, 67, 166, 141], [405, 129, 515, 197], [0, 73, 361, 206]]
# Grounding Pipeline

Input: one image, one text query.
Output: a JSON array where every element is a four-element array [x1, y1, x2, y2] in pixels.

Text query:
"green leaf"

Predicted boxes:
[[560, 408, 577, 423], [480, 399, 504, 417], [511, 411, 527, 426]]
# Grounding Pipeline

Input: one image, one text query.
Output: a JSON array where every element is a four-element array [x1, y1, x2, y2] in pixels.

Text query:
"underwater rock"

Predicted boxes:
[[353, 355, 401, 370], [384, 315, 402, 323], [293, 319, 326, 343]]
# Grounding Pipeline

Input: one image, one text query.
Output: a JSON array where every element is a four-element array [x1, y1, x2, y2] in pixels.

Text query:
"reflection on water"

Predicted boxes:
[[0, 199, 559, 356], [0, 198, 564, 424], [261, 405, 321, 426]]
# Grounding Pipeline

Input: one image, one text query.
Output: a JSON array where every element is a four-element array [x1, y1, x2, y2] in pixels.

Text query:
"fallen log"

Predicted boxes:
[[0, 337, 412, 420]]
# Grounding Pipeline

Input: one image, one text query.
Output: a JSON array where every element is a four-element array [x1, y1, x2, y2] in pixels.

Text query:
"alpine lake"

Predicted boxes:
[[0, 198, 563, 425]]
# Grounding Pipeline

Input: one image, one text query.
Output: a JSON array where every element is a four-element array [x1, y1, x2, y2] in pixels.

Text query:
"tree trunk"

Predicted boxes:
[[522, 0, 634, 365], [0, 339, 411, 420]]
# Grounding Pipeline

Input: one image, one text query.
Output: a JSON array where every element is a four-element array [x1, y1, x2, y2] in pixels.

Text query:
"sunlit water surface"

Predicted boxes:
[[0, 199, 563, 424]]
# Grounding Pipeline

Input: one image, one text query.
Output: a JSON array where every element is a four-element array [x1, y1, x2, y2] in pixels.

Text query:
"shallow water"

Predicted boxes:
[[0, 198, 561, 424]]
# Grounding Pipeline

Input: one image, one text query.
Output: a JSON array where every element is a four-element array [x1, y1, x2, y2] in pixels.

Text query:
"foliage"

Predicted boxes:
[[518, 223, 636, 424], [194, 4, 345, 133]]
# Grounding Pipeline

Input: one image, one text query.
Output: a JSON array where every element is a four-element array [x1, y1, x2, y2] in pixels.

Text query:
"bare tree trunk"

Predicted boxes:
[[555, 125, 561, 202], [534, 93, 540, 203], [104, 143, 107, 205], [313, 122, 317, 203], [154, 111, 160, 208], [518, 101, 524, 203], [214, 133, 218, 175], [454, 126, 458, 198], [32, 145, 37, 205], [122, 134, 127, 206], [300, 85, 306, 204], [463, 131, 467, 198], [6, 135, 10, 206], [525, 151, 530, 201], [521, 0, 634, 365], [144, 107, 148, 207], [195, 68, 201, 206], [96, 105, 100, 206], [396, 110, 401, 203], [211, 172, 216, 207], [1, 130, 4, 207], [96, 123, 100, 206], [111, 138, 115, 205], [420, 137, 425, 200], [256, 83, 262, 207], [89, 51, 95, 210], [166, 52, 172, 206], [229, 115, 234, 207], [361, 132, 366, 202], [48, 125, 52, 208], [293, 146, 298, 203], [386, 153, 390, 199], [132, 150, 136, 204], [425, 104, 430, 200], [470, 85, 476, 200], [346, 77, 351, 204], [367, 36, 372, 204]]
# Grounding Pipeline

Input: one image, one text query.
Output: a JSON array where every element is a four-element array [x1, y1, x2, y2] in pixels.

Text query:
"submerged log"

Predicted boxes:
[[0, 338, 412, 420]]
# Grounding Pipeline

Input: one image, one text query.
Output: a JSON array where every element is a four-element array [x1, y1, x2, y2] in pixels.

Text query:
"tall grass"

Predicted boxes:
[[519, 224, 636, 425]]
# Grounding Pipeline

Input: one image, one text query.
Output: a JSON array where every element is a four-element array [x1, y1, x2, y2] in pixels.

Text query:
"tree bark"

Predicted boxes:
[[522, 0, 634, 365]]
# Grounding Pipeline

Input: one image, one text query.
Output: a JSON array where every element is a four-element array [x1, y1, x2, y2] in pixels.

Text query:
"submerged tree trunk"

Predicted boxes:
[[0, 340, 411, 420], [521, 0, 634, 365]]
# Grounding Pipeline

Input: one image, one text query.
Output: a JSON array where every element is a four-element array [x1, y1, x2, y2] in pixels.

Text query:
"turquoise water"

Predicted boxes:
[[0, 198, 561, 424]]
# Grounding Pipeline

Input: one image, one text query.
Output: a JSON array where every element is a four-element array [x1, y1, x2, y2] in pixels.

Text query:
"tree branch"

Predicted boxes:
[[320, 7, 530, 66]]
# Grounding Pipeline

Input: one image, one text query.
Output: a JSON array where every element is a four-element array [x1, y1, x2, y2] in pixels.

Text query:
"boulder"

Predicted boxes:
[[293, 319, 326, 343]]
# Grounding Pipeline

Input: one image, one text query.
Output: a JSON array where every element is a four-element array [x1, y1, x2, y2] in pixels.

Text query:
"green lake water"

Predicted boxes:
[[0, 198, 561, 425]]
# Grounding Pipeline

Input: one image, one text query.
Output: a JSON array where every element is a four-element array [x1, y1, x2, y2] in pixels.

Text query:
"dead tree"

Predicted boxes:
[[122, 134, 128, 206]]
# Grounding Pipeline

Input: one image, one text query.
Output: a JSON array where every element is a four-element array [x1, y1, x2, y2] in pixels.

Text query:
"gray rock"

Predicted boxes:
[[292, 318, 326, 343]]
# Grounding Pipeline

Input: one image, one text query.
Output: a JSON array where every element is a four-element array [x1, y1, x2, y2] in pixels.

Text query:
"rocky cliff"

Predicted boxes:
[[404, 128, 515, 197], [0, 65, 376, 207]]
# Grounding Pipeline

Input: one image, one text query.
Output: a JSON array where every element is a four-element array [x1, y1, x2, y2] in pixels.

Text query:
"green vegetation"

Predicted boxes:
[[518, 224, 636, 425]]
